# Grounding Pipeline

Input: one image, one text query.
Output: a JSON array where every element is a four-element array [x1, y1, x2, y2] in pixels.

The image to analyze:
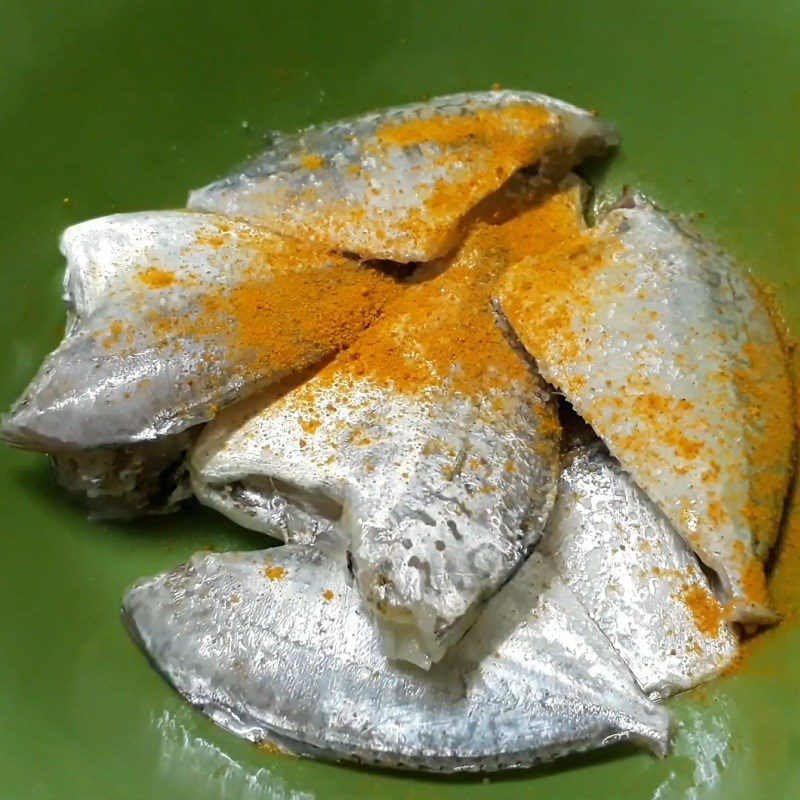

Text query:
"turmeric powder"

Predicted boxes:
[[309, 179, 586, 402], [264, 565, 287, 581], [130, 227, 402, 398], [682, 585, 724, 638], [138, 267, 176, 289]]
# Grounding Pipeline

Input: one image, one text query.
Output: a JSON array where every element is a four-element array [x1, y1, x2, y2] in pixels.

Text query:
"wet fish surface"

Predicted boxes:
[[497, 196, 794, 623], [2, 211, 400, 451], [123, 547, 669, 772], [46, 221, 197, 516], [50, 434, 193, 519], [189, 91, 617, 262], [191, 183, 587, 666], [541, 425, 738, 699]]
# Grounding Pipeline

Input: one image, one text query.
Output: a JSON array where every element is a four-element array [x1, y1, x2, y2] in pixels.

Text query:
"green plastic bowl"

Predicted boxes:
[[2, 2, 799, 798]]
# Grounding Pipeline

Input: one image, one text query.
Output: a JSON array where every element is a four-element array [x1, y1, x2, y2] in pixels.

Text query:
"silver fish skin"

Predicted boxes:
[[123, 548, 669, 772], [59, 212, 206, 324], [49, 219, 198, 516], [188, 90, 617, 262], [541, 434, 738, 700], [192, 375, 560, 668], [497, 196, 794, 623], [2, 211, 398, 452], [190, 187, 579, 668]]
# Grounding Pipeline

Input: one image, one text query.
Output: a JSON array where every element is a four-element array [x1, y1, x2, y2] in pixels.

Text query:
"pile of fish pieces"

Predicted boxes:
[[3, 91, 794, 773]]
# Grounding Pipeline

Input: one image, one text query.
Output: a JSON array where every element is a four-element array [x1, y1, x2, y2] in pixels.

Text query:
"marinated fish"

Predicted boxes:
[[51, 219, 195, 516], [2, 211, 400, 451], [191, 182, 587, 666], [123, 547, 670, 771], [497, 196, 794, 623], [188, 90, 617, 262], [541, 425, 738, 699]]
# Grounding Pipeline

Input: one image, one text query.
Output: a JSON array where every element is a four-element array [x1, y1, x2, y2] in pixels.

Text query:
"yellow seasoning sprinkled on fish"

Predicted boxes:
[[1, 211, 401, 451], [188, 91, 617, 262], [497, 196, 794, 624]]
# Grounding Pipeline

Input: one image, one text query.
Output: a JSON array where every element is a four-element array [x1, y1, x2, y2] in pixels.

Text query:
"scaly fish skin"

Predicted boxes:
[[541, 432, 738, 699], [497, 197, 794, 623], [189, 91, 617, 262], [46, 219, 201, 515], [2, 211, 399, 451], [60, 211, 217, 323], [123, 548, 669, 772]]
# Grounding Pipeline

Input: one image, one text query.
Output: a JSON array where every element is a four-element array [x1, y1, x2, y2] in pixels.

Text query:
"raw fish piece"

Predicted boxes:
[[497, 197, 794, 623], [123, 547, 669, 772], [60, 212, 210, 323], [191, 183, 584, 667], [52, 220, 198, 516], [2, 211, 400, 451], [189, 90, 617, 261], [541, 428, 738, 699]]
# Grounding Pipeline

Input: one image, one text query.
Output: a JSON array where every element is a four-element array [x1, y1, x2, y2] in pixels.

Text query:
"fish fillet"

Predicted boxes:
[[188, 91, 617, 261], [2, 211, 400, 451], [48, 219, 198, 515], [497, 196, 794, 623], [123, 547, 669, 772], [541, 425, 738, 699]]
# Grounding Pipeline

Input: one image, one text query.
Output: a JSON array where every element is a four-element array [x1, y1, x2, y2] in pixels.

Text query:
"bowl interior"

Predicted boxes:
[[1, 2, 799, 798]]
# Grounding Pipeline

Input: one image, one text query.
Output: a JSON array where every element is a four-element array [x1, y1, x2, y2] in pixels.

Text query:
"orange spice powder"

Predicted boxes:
[[497, 227, 611, 372], [138, 267, 176, 289], [312, 180, 586, 401], [374, 104, 551, 150], [739, 560, 770, 608], [101, 319, 125, 350], [264, 565, 287, 581], [682, 584, 724, 637], [299, 153, 326, 171], [130, 226, 402, 396]]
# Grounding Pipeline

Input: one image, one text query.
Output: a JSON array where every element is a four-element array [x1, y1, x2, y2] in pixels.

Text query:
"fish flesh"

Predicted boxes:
[[2, 211, 400, 451], [123, 547, 670, 772], [188, 90, 617, 262], [541, 423, 738, 699], [191, 182, 585, 667], [496, 196, 794, 623], [50, 434, 193, 519]]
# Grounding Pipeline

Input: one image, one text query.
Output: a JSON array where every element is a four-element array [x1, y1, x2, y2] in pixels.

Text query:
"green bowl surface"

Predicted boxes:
[[1, 2, 799, 798]]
